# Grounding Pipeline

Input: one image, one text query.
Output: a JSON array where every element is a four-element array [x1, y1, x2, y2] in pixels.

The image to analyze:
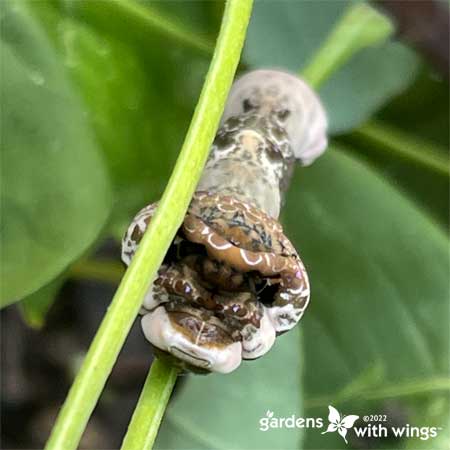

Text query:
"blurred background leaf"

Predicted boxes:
[[284, 147, 449, 448], [339, 65, 450, 229], [0, 1, 111, 305], [377, 67, 449, 148], [28, 0, 210, 236], [244, 0, 419, 134], [341, 118, 449, 229]]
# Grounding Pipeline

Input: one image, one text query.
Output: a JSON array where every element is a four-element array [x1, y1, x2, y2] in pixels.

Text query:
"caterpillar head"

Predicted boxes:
[[221, 69, 328, 166]]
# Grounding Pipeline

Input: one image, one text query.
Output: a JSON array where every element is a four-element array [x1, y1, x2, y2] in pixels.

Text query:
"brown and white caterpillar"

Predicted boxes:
[[122, 70, 328, 374]]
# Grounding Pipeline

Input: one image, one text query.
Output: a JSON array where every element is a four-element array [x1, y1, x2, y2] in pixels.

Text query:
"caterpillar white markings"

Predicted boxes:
[[121, 69, 327, 373], [289, 284, 310, 296], [241, 308, 276, 359], [268, 303, 306, 333], [240, 249, 263, 266], [142, 276, 169, 311], [207, 233, 233, 250]]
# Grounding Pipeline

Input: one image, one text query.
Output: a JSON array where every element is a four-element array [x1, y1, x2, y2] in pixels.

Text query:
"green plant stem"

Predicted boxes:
[[119, 2, 253, 448], [349, 120, 449, 177], [301, 3, 393, 89], [120, 359, 178, 450], [45, 0, 252, 449]]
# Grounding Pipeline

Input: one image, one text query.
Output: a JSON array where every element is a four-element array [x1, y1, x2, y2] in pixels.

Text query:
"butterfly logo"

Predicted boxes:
[[321, 405, 359, 444]]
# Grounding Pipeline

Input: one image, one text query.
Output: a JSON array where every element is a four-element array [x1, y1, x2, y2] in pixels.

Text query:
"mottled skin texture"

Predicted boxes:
[[122, 70, 327, 374], [197, 111, 293, 218]]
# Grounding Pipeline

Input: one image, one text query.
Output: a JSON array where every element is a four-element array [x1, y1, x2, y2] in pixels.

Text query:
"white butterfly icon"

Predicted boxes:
[[321, 405, 359, 444]]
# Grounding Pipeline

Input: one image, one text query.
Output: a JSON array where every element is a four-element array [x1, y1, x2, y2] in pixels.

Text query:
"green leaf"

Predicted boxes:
[[0, 1, 111, 305], [244, 0, 419, 134], [319, 43, 418, 134], [283, 147, 448, 448], [68, 0, 215, 56], [378, 66, 449, 149], [342, 120, 449, 229], [155, 328, 304, 450], [339, 67, 449, 230], [140, 0, 223, 42], [28, 0, 210, 235]]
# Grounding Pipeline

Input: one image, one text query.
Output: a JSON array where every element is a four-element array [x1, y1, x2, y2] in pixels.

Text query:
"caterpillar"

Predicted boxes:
[[122, 70, 328, 374]]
